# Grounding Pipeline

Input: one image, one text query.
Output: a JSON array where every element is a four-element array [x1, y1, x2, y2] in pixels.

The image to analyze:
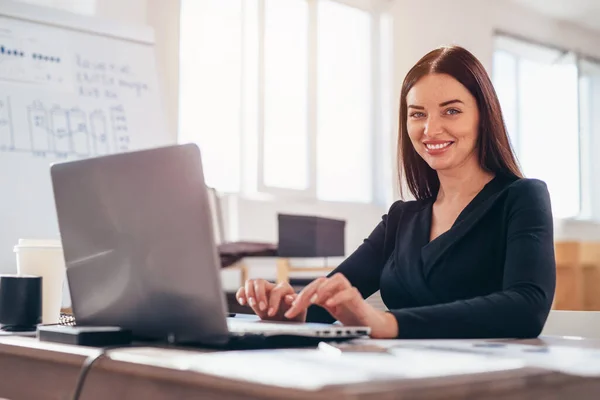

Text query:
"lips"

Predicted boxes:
[[423, 141, 454, 155]]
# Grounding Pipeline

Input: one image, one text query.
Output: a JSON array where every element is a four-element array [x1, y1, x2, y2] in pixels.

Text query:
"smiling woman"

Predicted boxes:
[[399, 46, 523, 201], [237, 45, 556, 340]]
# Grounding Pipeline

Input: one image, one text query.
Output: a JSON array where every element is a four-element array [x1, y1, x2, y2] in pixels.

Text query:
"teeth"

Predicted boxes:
[[426, 142, 452, 150]]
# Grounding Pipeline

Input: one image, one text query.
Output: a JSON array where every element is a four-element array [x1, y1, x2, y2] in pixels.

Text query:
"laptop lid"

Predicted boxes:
[[50, 143, 230, 345]]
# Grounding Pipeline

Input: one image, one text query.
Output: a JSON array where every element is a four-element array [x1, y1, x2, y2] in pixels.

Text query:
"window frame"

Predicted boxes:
[[253, 0, 392, 202]]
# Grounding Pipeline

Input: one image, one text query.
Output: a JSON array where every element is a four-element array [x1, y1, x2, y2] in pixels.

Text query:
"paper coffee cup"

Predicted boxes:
[[14, 239, 66, 324]]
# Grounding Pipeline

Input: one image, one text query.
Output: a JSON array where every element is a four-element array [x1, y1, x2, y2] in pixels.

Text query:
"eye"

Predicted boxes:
[[445, 108, 462, 115], [409, 111, 425, 119]]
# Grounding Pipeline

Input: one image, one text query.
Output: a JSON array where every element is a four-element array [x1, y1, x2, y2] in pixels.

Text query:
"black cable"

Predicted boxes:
[[71, 339, 174, 400], [71, 349, 104, 400], [71, 345, 135, 400]]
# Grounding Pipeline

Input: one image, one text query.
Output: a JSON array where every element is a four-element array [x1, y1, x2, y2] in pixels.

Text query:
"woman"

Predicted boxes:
[[236, 45, 556, 339]]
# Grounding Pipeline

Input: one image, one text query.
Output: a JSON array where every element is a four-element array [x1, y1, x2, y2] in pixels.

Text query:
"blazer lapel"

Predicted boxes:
[[421, 177, 510, 279], [392, 200, 441, 306]]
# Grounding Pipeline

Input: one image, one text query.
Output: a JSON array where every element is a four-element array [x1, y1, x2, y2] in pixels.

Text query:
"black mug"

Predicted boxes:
[[0, 275, 42, 331]]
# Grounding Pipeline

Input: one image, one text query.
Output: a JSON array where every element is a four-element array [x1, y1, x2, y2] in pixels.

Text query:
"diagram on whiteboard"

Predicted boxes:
[[0, 96, 130, 158], [0, 20, 157, 160]]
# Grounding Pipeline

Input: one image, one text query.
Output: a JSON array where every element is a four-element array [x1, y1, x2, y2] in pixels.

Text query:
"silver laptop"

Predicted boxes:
[[50, 143, 370, 346]]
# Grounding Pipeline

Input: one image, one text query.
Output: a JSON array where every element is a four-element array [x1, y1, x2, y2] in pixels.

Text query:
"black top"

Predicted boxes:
[[306, 176, 556, 339]]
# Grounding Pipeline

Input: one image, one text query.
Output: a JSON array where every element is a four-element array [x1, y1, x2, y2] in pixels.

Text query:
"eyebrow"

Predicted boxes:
[[439, 99, 464, 107], [407, 99, 464, 109]]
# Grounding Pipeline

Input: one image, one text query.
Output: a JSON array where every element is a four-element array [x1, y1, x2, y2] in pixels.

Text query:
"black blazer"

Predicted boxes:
[[307, 176, 556, 339]]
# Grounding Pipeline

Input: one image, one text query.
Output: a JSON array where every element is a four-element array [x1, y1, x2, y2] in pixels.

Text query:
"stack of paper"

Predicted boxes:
[[357, 339, 600, 377], [180, 348, 525, 390]]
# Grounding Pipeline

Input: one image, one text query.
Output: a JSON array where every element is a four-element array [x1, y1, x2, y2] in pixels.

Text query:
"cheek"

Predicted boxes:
[[465, 116, 479, 141], [467, 128, 479, 145], [406, 122, 423, 143], [451, 121, 478, 144]]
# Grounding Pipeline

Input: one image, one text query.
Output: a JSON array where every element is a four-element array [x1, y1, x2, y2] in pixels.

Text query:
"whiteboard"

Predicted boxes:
[[0, 2, 173, 274]]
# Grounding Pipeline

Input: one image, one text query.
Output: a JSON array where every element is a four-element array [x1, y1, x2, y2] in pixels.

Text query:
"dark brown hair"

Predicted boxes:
[[398, 45, 523, 200]]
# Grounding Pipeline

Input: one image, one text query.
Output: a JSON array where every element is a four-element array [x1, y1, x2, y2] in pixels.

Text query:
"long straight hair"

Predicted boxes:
[[398, 46, 523, 200]]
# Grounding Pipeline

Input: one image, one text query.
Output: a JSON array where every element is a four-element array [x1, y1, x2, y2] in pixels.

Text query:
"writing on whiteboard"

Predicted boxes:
[[0, 28, 70, 87], [76, 54, 149, 99]]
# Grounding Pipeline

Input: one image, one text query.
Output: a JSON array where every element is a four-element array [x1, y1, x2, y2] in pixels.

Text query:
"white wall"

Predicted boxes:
[[146, 0, 180, 142], [391, 0, 600, 94], [94, 0, 147, 26], [391, 0, 494, 92], [17, 0, 148, 26]]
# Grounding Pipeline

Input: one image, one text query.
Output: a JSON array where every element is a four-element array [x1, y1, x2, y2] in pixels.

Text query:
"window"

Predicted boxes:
[[316, 1, 373, 203], [262, 0, 310, 191], [492, 35, 586, 219], [179, 1, 243, 192], [579, 59, 600, 219], [179, 0, 392, 203]]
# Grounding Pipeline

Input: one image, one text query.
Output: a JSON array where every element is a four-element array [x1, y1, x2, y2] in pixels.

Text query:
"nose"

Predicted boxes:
[[424, 115, 444, 137]]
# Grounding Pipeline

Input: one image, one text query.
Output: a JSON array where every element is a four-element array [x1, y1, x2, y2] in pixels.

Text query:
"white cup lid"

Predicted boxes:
[[14, 238, 62, 251]]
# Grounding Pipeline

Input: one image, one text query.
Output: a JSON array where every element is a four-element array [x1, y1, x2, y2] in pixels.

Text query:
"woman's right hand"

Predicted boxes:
[[235, 279, 307, 322]]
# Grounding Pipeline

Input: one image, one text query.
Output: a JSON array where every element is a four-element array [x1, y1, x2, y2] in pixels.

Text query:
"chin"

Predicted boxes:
[[423, 157, 454, 171]]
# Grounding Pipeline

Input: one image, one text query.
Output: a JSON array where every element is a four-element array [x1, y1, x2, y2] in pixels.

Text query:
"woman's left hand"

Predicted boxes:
[[284, 273, 399, 339]]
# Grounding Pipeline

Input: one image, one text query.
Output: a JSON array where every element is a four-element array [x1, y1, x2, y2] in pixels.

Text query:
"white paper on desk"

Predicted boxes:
[[184, 348, 525, 391], [355, 339, 600, 377], [109, 347, 208, 371]]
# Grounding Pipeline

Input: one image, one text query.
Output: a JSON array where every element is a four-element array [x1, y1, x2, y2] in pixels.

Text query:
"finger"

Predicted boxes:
[[325, 287, 362, 308], [253, 280, 269, 312], [245, 280, 258, 311], [284, 277, 326, 319], [314, 273, 350, 305], [235, 287, 247, 306], [291, 278, 325, 311], [284, 294, 297, 305], [267, 283, 295, 317]]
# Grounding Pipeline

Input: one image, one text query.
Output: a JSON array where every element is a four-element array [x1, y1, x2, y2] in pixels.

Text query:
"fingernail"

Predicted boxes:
[[238, 297, 245, 305], [268, 307, 275, 316], [310, 294, 318, 304], [249, 297, 256, 307], [259, 301, 266, 311], [292, 300, 297, 306], [284, 311, 292, 318], [326, 299, 334, 307]]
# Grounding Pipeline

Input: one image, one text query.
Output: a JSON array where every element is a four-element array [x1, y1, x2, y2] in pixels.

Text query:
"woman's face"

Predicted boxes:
[[405, 73, 480, 173]]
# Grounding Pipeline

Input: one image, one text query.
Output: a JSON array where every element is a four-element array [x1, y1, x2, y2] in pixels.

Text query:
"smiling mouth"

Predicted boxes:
[[425, 141, 454, 150], [423, 141, 454, 155]]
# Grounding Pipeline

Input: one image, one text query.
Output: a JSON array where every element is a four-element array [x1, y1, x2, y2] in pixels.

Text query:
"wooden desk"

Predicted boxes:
[[2, 335, 600, 400]]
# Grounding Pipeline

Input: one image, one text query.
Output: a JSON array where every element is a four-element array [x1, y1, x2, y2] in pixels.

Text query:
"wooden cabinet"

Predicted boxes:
[[554, 241, 600, 311]]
